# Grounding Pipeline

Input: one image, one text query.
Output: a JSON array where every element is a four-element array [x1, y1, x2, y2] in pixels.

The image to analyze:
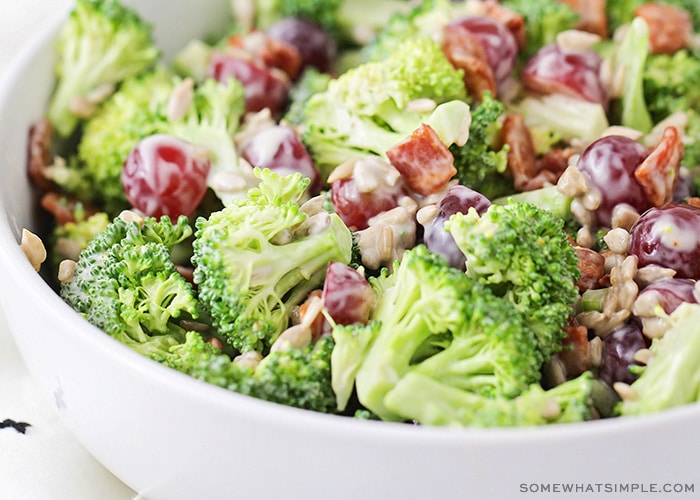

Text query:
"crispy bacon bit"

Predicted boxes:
[[687, 197, 700, 209], [40, 192, 100, 226], [483, 0, 526, 50], [228, 31, 302, 80], [502, 114, 558, 191], [27, 118, 54, 192], [386, 123, 456, 196], [635, 3, 693, 54], [441, 24, 496, 100], [537, 147, 575, 180], [634, 126, 683, 207], [555, 319, 591, 378], [557, 0, 608, 38], [575, 246, 606, 293]]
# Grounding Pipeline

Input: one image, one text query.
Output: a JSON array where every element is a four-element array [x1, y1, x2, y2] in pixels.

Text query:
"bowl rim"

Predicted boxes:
[[1, 3, 698, 448]]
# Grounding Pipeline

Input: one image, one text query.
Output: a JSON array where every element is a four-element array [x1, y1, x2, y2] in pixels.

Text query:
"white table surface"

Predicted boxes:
[[0, 2, 136, 498]]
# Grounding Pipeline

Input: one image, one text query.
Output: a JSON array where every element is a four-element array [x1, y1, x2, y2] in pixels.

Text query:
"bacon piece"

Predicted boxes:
[[537, 147, 575, 180], [557, 0, 608, 38], [40, 192, 99, 226], [635, 3, 693, 54], [441, 24, 496, 100], [635, 126, 683, 207], [556, 319, 591, 378], [27, 118, 55, 192], [228, 31, 302, 80], [502, 114, 558, 191], [575, 246, 606, 293], [386, 124, 456, 196]]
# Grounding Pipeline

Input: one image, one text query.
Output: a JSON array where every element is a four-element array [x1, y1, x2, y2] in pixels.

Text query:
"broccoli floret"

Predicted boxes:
[[165, 77, 250, 206], [47, 0, 159, 137], [283, 68, 333, 126], [166, 331, 338, 413], [450, 93, 513, 199], [56, 68, 248, 214], [51, 210, 110, 264], [446, 202, 580, 360], [192, 168, 353, 354], [493, 185, 573, 221], [331, 321, 381, 411], [619, 303, 700, 416], [60, 214, 199, 353], [300, 36, 467, 178], [385, 371, 598, 427], [501, 0, 579, 60], [340, 245, 542, 421]]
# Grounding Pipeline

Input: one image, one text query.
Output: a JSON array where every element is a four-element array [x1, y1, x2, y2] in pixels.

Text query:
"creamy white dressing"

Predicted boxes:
[[650, 213, 700, 252]]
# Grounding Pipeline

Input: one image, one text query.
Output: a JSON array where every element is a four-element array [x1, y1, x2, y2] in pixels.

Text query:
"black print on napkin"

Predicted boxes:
[[0, 419, 31, 434]]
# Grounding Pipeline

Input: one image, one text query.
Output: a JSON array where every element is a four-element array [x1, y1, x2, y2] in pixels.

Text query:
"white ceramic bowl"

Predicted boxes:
[[1, 2, 699, 499]]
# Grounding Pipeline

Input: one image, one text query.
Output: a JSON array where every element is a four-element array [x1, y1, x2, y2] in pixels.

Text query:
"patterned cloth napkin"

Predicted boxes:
[[0, 2, 134, 498]]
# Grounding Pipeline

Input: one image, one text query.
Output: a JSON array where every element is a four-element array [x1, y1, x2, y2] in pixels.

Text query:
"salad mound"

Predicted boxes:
[[22, 0, 700, 427]]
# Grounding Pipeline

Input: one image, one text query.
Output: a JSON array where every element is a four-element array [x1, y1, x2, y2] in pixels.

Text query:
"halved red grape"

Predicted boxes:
[[121, 134, 211, 219], [629, 204, 700, 279], [521, 44, 607, 106], [448, 15, 518, 87], [322, 262, 374, 326], [240, 125, 322, 195], [266, 17, 337, 74], [208, 53, 289, 114], [422, 185, 491, 270], [330, 158, 408, 231], [576, 135, 651, 228]]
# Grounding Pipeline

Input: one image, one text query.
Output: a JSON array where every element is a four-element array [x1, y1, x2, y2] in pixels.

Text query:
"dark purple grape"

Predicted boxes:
[[266, 17, 337, 74], [629, 204, 700, 279], [598, 323, 646, 386], [673, 167, 695, 202], [422, 185, 491, 270], [576, 135, 651, 228]]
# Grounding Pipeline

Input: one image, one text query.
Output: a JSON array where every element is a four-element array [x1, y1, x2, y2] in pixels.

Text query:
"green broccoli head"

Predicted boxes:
[[301, 35, 466, 177], [343, 245, 542, 421], [644, 49, 700, 121], [167, 331, 338, 413], [47, 0, 160, 137], [192, 168, 353, 354], [619, 303, 700, 416], [446, 202, 580, 360], [384, 370, 597, 427], [283, 68, 333, 126], [60, 213, 198, 350], [501, 0, 579, 60], [450, 92, 513, 199]]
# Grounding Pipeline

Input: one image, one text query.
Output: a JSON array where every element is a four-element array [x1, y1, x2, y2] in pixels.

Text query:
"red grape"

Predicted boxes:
[[322, 262, 374, 326], [448, 15, 518, 87], [522, 44, 607, 106], [208, 53, 289, 114], [576, 135, 651, 228], [240, 125, 322, 195], [121, 134, 211, 218], [629, 204, 700, 279]]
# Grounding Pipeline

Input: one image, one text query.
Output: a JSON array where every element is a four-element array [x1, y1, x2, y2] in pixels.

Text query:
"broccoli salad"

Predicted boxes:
[[22, 0, 700, 427]]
